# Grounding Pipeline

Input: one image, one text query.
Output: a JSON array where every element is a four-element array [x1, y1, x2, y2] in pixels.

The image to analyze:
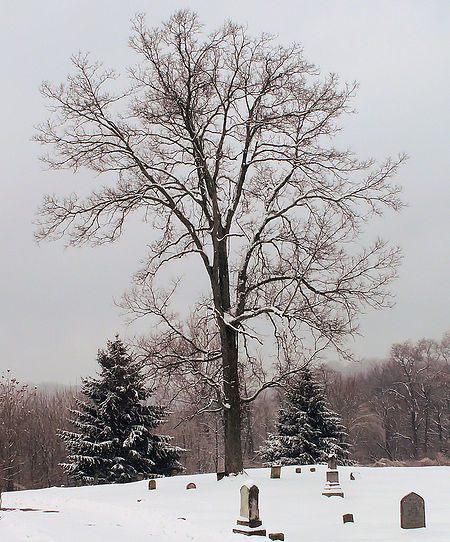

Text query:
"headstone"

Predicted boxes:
[[136, 474, 144, 481], [233, 483, 266, 537], [326, 470, 339, 484], [148, 479, 157, 490], [295, 467, 302, 473], [343, 513, 354, 524], [327, 454, 337, 470], [186, 482, 196, 490], [270, 465, 281, 479], [400, 492, 425, 529], [269, 533, 285, 541], [310, 467, 316, 472], [350, 472, 355, 480], [322, 469, 344, 498], [217, 472, 227, 481]]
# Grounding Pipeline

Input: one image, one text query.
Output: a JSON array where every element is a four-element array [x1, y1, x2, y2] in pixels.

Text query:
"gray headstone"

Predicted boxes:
[[217, 471, 227, 481], [148, 479, 157, 490], [270, 465, 281, 479], [326, 470, 339, 484], [186, 482, 196, 490], [343, 513, 354, 523], [310, 467, 316, 472], [295, 467, 302, 473], [350, 472, 355, 480], [328, 454, 337, 470], [400, 492, 425, 529], [233, 483, 266, 535], [240, 484, 260, 524]]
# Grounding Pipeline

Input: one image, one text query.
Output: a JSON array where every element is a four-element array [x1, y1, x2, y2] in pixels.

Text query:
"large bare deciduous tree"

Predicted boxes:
[[35, 11, 405, 473]]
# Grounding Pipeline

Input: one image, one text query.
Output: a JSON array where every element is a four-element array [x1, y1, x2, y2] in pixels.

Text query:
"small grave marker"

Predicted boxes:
[[186, 482, 196, 490], [269, 533, 285, 541], [233, 483, 266, 537], [400, 492, 425, 529], [217, 471, 227, 481], [343, 513, 354, 524], [350, 472, 355, 480], [310, 467, 316, 472], [295, 467, 302, 473], [270, 465, 281, 479], [148, 479, 157, 490]]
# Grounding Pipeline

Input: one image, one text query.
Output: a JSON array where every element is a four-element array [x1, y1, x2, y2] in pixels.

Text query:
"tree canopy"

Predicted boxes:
[[36, 10, 404, 472]]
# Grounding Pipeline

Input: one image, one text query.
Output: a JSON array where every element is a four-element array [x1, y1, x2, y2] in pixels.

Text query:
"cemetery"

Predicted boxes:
[[0, 464, 447, 541]]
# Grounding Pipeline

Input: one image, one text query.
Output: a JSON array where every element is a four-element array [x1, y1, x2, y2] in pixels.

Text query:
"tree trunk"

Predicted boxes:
[[220, 324, 243, 473]]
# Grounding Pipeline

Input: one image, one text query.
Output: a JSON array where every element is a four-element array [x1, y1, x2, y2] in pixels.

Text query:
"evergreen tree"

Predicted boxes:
[[60, 337, 181, 484], [259, 369, 351, 465]]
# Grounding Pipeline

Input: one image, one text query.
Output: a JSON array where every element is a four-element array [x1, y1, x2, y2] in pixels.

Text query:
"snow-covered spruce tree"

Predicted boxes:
[[59, 337, 181, 484], [259, 369, 351, 466]]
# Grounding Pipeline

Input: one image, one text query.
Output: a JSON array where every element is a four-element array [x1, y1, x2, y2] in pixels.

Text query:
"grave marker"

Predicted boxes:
[[233, 483, 266, 537], [295, 467, 302, 473], [322, 468, 344, 498], [343, 513, 354, 524], [186, 482, 196, 490], [400, 492, 425, 529], [270, 465, 281, 479], [269, 533, 285, 541], [148, 479, 157, 490], [327, 454, 337, 470]]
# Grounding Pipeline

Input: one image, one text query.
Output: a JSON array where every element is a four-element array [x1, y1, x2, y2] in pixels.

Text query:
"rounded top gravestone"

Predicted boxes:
[[400, 492, 425, 529]]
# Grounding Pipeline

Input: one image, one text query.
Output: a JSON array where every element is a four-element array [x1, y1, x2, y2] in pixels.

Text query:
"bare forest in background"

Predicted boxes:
[[1, 333, 448, 491]]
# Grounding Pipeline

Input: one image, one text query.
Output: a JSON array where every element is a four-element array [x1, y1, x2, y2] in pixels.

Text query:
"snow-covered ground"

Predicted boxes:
[[1, 465, 448, 541]]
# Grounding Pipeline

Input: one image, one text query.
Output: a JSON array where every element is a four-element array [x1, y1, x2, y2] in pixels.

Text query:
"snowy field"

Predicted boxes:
[[1, 465, 449, 541]]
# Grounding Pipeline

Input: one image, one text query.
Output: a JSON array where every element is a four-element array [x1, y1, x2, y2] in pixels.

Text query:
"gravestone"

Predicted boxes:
[[327, 454, 337, 470], [326, 470, 339, 484], [217, 472, 227, 481], [270, 465, 281, 479], [148, 479, 157, 490], [233, 483, 266, 536], [186, 482, 196, 490], [343, 513, 354, 524], [322, 469, 344, 497], [295, 467, 302, 473], [310, 467, 316, 472], [350, 472, 355, 480], [269, 533, 285, 541], [400, 492, 425, 529]]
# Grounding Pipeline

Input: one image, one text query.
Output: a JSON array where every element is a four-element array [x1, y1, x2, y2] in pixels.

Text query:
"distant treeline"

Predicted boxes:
[[1, 334, 448, 490]]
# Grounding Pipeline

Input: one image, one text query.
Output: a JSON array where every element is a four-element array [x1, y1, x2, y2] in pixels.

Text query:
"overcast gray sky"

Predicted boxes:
[[1, 0, 448, 385]]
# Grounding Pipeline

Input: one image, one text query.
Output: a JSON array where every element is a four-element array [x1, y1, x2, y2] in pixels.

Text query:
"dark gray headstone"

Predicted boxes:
[[310, 467, 316, 472], [350, 472, 355, 480], [270, 465, 281, 479], [148, 479, 156, 490], [343, 513, 354, 524], [186, 482, 196, 490], [295, 467, 302, 473], [400, 492, 425, 529], [217, 471, 227, 481], [327, 454, 337, 470]]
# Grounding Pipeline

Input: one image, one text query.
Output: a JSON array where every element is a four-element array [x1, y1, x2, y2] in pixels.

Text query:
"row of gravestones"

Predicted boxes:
[[147, 454, 426, 538]]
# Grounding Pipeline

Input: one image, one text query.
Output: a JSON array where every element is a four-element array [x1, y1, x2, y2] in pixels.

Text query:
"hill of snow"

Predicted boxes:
[[1, 465, 448, 541]]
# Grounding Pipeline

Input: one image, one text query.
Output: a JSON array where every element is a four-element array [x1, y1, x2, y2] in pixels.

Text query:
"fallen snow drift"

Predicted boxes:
[[1, 465, 449, 541]]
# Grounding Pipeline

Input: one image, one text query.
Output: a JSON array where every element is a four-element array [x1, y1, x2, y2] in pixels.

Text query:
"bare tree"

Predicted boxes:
[[35, 10, 404, 472]]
